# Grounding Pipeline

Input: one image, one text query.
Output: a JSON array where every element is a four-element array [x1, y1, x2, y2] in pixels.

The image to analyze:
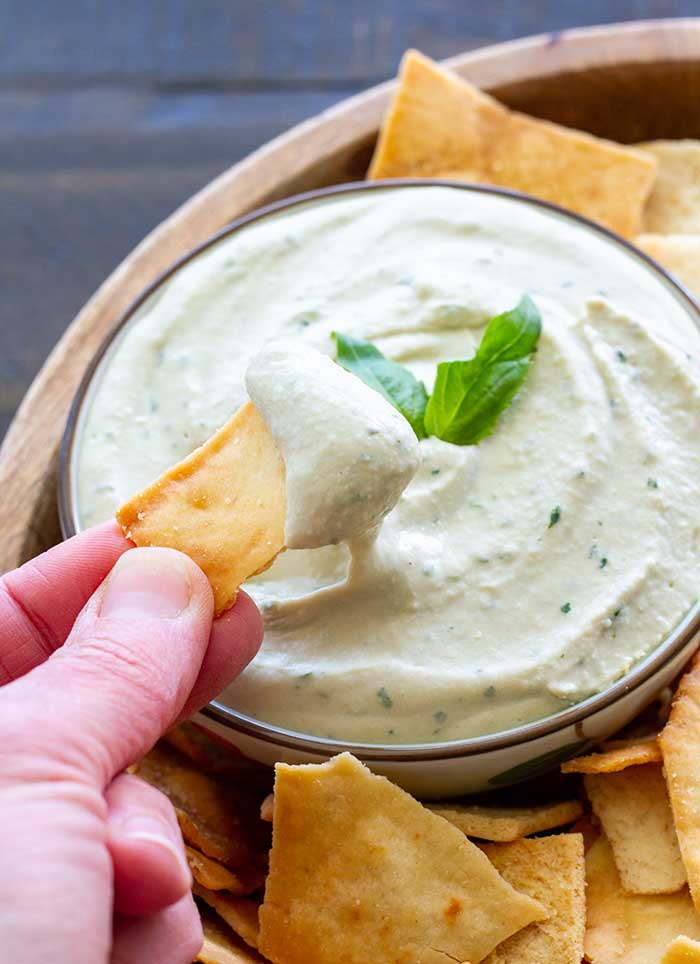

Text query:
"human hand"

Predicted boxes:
[[0, 522, 263, 963]]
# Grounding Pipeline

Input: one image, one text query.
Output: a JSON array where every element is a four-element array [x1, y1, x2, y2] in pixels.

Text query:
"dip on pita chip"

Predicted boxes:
[[258, 753, 545, 964], [187, 847, 265, 896], [584, 764, 685, 894], [661, 935, 700, 963], [660, 653, 700, 913], [585, 835, 700, 964], [637, 140, 700, 234], [427, 799, 583, 842], [636, 234, 700, 299], [480, 834, 585, 964], [368, 50, 656, 237], [561, 738, 661, 774], [117, 401, 286, 614], [196, 906, 268, 964], [194, 884, 261, 950], [132, 744, 270, 871]]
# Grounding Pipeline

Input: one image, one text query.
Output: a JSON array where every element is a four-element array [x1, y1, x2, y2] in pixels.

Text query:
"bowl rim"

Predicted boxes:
[[59, 177, 700, 762]]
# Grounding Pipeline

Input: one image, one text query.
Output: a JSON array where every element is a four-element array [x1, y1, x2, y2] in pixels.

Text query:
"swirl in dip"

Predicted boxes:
[[75, 186, 700, 744]]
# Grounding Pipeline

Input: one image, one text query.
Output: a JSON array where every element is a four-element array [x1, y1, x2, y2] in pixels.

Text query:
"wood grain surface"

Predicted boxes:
[[2, 10, 700, 576]]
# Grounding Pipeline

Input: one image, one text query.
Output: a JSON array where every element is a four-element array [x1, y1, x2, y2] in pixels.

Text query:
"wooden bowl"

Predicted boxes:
[[3, 18, 700, 574]]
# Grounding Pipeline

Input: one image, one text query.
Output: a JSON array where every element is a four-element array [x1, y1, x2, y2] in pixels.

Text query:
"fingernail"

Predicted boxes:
[[101, 548, 191, 619], [120, 814, 192, 887]]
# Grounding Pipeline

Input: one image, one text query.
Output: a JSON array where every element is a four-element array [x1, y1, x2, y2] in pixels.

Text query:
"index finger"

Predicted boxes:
[[0, 522, 129, 684]]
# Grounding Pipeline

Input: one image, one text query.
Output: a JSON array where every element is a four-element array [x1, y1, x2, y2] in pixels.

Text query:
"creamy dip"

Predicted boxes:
[[75, 186, 700, 744], [245, 341, 420, 549]]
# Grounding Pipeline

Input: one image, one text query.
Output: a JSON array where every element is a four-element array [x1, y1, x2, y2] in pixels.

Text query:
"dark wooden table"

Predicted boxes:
[[2, 1, 698, 442]]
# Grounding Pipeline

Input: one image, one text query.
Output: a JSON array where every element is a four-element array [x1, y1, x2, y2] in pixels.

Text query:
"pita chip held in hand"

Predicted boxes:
[[117, 342, 420, 614]]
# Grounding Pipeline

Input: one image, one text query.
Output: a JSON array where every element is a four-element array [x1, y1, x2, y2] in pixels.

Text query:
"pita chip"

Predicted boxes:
[[636, 234, 700, 299], [369, 50, 656, 237], [259, 753, 545, 964], [568, 813, 600, 851], [661, 935, 700, 964], [117, 401, 286, 614], [637, 140, 700, 234], [584, 764, 686, 894], [427, 799, 583, 842], [196, 906, 269, 964], [132, 744, 269, 871], [561, 738, 661, 774], [187, 847, 265, 896], [585, 835, 700, 964], [260, 793, 274, 823], [194, 884, 260, 950], [481, 834, 585, 964], [165, 723, 274, 793], [660, 653, 700, 912]]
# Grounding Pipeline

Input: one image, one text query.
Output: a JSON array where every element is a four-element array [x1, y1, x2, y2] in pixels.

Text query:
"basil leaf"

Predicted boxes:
[[333, 295, 540, 446], [424, 295, 541, 445], [333, 332, 428, 439]]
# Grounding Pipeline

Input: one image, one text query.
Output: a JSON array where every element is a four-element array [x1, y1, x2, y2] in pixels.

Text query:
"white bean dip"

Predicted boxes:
[[76, 186, 700, 744]]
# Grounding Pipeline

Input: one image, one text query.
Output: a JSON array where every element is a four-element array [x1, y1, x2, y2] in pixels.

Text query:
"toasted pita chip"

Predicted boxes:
[[636, 234, 700, 299], [602, 731, 661, 750], [368, 50, 656, 237], [258, 753, 544, 964], [196, 906, 268, 964], [194, 884, 260, 950], [260, 793, 273, 823], [165, 723, 274, 792], [585, 836, 628, 964], [584, 764, 685, 894], [117, 401, 286, 614], [637, 140, 700, 234], [427, 798, 583, 842], [585, 835, 700, 964], [568, 813, 600, 851], [661, 935, 700, 963], [187, 847, 265, 896], [660, 653, 700, 912], [561, 738, 661, 774], [132, 744, 270, 871], [480, 834, 585, 964]]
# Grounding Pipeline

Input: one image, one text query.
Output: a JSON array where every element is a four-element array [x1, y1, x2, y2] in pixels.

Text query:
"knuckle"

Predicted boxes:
[[111, 772, 180, 827], [63, 625, 175, 726]]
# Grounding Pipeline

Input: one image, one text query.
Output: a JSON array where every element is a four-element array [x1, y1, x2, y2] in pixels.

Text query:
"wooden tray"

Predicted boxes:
[[3, 18, 700, 575]]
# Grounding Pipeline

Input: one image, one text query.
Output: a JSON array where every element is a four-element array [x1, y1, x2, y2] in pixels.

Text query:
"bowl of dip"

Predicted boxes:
[[60, 181, 700, 797]]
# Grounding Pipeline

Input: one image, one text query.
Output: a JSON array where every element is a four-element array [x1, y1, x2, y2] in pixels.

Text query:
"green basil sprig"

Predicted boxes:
[[334, 295, 541, 446], [425, 295, 541, 444], [333, 332, 429, 439]]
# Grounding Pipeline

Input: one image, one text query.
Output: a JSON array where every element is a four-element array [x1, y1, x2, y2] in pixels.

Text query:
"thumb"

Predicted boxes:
[[1, 547, 215, 787]]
